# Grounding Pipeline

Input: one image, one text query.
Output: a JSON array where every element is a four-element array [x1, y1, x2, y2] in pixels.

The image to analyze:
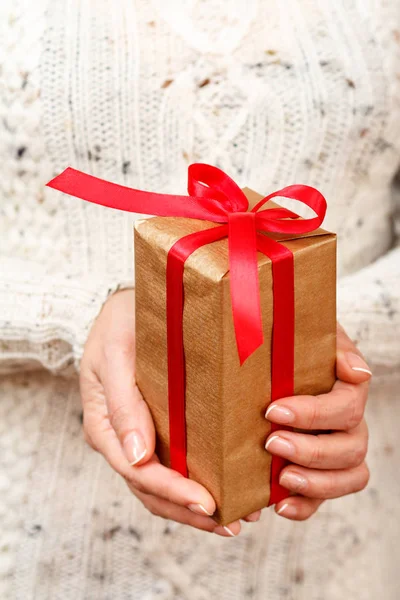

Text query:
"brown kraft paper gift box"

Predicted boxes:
[[134, 187, 336, 526]]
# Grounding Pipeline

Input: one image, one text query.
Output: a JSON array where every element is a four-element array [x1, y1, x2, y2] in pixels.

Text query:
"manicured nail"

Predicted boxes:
[[188, 503, 214, 516], [124, 430, 147, 465], [346, 352, 372, 376], [265, 435, 295, 457], [276, 503, 297, 518], [265, 404, 295, 424], [276, 503, 289, 515], [280, 471, 308, 491], [214, 523, 239, 537]]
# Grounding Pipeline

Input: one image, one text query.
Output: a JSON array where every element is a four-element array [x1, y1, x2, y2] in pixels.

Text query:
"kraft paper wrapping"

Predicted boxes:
[[134, 188, 336, 525]]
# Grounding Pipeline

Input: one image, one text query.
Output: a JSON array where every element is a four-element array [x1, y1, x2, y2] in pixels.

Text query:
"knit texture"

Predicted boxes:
[[1, 1, 400, 598], [1, 0, 400, 373], [2, 371, 399, 599]]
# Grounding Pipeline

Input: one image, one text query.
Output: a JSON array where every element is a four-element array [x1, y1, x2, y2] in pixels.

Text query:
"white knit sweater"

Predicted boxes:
[[1, 0, 400, 374], [1, 3, 400, 599]]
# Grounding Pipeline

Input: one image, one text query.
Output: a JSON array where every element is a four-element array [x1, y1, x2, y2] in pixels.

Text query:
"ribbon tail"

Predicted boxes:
[[256, 233, 295, 506], [166, 225, 228, 476], [228, 213, 263, 365], [46, 167, 228, 221]]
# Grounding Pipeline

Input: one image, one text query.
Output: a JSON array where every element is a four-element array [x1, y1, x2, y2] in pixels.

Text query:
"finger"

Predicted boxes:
[[126, 459, 218, 515], [99, 348, 156, 466], [336, 349, 372, 384], [265, 379, 369, 431], [279, 462, 370, 499], [265, 420, 368, 469], [275, 497, 324, 521], [336, 321, 362, 353], [242, 510, 262, 522], [336, 322, 372, 383], [83, 407, 217, 515], [131, 488, 241, 537]]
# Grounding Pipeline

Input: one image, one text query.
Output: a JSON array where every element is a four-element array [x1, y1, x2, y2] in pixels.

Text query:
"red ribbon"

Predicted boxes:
[[47, 163, 326, 505]]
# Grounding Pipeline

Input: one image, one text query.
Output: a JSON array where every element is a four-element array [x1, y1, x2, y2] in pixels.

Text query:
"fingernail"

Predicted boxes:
[[280, 471, 308, 491], [276, 503, 297, 518], [265, 404, 295, 424], [265, 435, 295, 457], [124, 430, 147, 465], [214, 524, 238, 537], [346, 352, 372, 376], [223, 526, 236, 537], [188, 503, 214, 516]]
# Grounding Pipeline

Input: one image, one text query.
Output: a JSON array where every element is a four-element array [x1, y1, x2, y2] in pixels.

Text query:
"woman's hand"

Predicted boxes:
[[80, 289, 248, 537], [80, 292, 370, 532], [265, 323, 371, 520]]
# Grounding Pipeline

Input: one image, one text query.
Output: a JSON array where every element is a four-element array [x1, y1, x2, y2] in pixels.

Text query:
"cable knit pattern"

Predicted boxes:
[[1, 1, 400, 598], [1, 0, 400, 373]]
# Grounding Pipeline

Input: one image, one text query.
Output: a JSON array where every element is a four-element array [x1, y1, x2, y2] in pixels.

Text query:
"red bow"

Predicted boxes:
[[47, 163, 326, 504]]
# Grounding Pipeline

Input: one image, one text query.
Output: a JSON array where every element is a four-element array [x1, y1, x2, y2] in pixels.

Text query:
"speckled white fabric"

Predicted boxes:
[[1, 372, 399, 599], [1, 0, 400, 373], [1, 1, 400, 598]]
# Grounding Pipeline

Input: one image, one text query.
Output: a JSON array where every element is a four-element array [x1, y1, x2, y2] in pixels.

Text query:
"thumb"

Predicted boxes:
[[336, 349, 372, 384], [336, 324, 372, 385], [101, 350, 156, 466]]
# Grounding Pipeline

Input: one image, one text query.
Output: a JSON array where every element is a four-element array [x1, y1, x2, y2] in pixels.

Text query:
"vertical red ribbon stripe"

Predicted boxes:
[[256, 233, 295, 505], [166, 225, 228, 477]]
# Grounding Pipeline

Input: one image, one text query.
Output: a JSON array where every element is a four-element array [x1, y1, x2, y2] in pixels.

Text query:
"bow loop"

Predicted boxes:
[[188, 164, 249, 215], [253, 184, 327, 234]]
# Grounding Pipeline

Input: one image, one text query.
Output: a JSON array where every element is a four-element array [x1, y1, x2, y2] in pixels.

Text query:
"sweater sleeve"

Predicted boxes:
[[338, 246, 400, 370], [337, 177, 400, 371], [0, 256, 133, 375]]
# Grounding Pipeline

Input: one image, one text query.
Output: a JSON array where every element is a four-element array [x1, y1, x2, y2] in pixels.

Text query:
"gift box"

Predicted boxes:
[[134, 188, 336, 525], [47, 164, 336, 525]]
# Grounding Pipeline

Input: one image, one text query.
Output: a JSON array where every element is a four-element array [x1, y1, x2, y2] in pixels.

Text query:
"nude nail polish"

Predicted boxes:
[[265, 435, 295, 457], [346, 352, 372, 376], [124, 430, 147, 465], [280, 471, 307, 491], [188, 503, 214, 516], [265, 404, 295, 423], [276, 503, 298, 518]]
